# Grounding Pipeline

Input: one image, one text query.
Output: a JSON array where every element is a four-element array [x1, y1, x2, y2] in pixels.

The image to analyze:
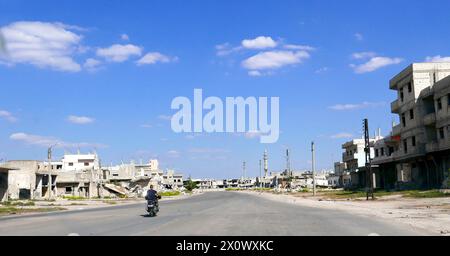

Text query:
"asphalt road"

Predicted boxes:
[[0, 192, 424, 236]]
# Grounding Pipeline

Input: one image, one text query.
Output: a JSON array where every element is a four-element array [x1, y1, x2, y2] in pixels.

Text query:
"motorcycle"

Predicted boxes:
[[146, 200, 159, 217], [145, 194, 162, 217]]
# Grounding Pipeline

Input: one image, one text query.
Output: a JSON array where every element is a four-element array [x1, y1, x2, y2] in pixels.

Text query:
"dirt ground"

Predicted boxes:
[[239, 190, 450, 236]]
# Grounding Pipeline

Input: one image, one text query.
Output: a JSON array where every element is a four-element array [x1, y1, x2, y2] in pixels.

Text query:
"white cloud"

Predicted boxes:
[[83, 58, 102, 71], [120, 34, 129, 41], [425, 55, 450, 63], [329, 101, 386, 111], [283, 44, 315, 51], [137, 52, 176, 65], [242, 50, 309, 70], [215, 43, 242, 56], [330, 133, 354, 139], [96, 44, 142, 62], [315, 67, 329, 74], [67, 115, 94, 124], [351, 56, 403, 74], [10, 132, 106, 148], [354, 33, 364, 41], [248, 70, 263, 77], [0, 21, 83, 72], [188, 148, 230, 153], [241, 36, 277, 49], [0, 110, 17, 122], [351, 52, 376, 60], [158, 115, 172, 121], [166, 150, 180, 158]]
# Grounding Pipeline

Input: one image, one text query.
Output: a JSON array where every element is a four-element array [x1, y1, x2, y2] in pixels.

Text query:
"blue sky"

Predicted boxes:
[[1, 0, 450, 179]]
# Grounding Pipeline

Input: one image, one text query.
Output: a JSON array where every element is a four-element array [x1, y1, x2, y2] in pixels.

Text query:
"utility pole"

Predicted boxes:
[[363, 119, 374, 200], [263, 150, 268, 188], [47, 146, 52, 200], [286, 149, 291, 178], [311, 142, 316, 196], [242, 161, 246, 189], [259, 159, 262, 189]]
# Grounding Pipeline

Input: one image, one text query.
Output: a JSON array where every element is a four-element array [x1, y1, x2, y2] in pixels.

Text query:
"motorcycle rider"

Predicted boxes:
[[145, 185, 161, 212]]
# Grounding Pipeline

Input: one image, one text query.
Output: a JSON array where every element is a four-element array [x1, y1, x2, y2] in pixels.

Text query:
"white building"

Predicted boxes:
[[341, 134, 382, 188], [162, 170, 184, 189], [56, 153, 103, 198], [61, 153, 100, 172]]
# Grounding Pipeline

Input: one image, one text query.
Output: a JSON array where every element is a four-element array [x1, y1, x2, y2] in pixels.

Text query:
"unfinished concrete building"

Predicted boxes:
[[0, 167, 11, 202], [0, 160, 57, 200], [372, 63, 450, 189]]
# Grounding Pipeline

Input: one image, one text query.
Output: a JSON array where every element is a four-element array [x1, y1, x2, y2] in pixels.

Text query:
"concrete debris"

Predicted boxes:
[[103, 184, 128, 196]]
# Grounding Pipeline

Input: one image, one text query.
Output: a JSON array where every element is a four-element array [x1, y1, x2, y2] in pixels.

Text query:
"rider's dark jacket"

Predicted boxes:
[[145, 189, 158, 202]]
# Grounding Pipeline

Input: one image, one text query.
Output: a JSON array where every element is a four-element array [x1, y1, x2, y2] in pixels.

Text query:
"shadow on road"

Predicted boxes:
[[140, 214, 157, 218]]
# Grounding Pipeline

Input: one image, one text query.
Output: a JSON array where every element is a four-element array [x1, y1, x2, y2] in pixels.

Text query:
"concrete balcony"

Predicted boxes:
[[426, 141, 439, 152], [423, 113, 436, 126], [372, 155, 394, 165], [391, 99, 400, 113], [392, 124, 401, 136], [342, 152, 356, 162]]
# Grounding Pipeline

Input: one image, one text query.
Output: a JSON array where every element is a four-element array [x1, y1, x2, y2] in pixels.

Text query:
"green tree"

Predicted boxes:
[[184, 178, 198, 192]]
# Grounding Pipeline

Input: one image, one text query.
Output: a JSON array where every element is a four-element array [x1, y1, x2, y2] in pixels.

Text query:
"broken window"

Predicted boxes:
[[68, 162, 74, 166], [439, 127, 445, 139], [410, 109, 414, 120], [402, 113, 406, 127], [84, 162, 89, 166], [65, 187, 72, 193], [381, 147, 385, 156], [400, 88, 404, 102], [388, 147, 394, 156], [375, 149, 379, 157], [403, 139, 408, 153], [437, 98, 442, 110], [408, 82, 412, 93], [412, 136, 416, 147]]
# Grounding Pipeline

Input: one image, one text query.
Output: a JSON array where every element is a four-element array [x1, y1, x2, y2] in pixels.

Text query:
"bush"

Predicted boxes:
[[62, 196, 86, 200], [3, 201, 35, 206], [403, 190, 450, 198], [225, 188, 242, 191], [160, 191, 181, 197]]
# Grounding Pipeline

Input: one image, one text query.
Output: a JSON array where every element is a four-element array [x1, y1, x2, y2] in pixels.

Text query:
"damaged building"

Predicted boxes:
[[55, 153, 105, 198], [372, 63, 450, 189], [0, 160, 57, 200]]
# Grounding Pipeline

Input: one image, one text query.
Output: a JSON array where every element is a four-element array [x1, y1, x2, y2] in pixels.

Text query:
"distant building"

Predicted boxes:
[[56, 153, 103, 198], [163, 170, 184, 189], [340, 134, 382, 188], [61, 153, 100, 172]]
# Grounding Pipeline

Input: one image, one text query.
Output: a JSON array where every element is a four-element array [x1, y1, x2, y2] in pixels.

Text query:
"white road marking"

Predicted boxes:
[[67, 233, 80, 236], [368, 233, 380, 236]]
